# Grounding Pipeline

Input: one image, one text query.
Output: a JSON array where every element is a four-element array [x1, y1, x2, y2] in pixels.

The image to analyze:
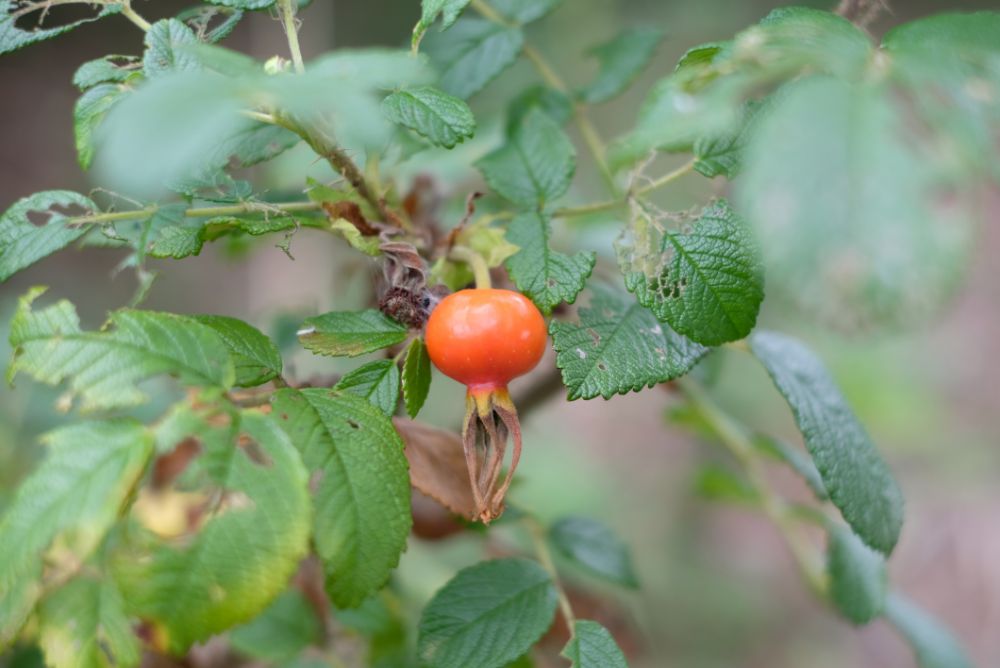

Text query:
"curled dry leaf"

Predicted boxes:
[[321, 200, 379, 236], [393, 417, 477, 520]]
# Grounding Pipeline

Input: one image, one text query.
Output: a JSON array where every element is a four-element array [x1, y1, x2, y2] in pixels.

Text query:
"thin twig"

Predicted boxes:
[[553, 159, 696, 219], [68, 201, 323, 226], [525, 515, 576, 632], [275, 0, 306, 73], [449, 245, 492, 289]]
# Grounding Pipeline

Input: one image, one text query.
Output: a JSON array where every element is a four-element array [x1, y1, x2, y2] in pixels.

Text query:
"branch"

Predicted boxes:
[[68, 200, 323, 226], [275, 0, 305, 73]]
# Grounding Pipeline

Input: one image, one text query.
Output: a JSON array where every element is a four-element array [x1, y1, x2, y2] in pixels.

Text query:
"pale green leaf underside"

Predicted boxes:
[[402, 338, 432, 418], [334, 359, 401, 416], [826, 523, 887, 624], [551, 288, 707, 400], [75, 84, 124, 170], [620, 199, 764, 346], [298, 309, 409, 358], [579, 27, 662, 104], [424, 18, 524, 99], [117, 412, 311, 651], [38, 576, 141, 668], [383, 85, 475, 148], [418, 558, 557, 668], [192, 314, 283, 387], [73, 55, 139, 90], [272, 389, 411, 608], [143, 19, 202, 77], [491, 0, 561, 23], [0, 191, 96, 282], [412, 0, 471, 50], [477, 109, 575, 208], [0, 420, 152, 646], [885, 594, 973, 668], [8, 288, 235, 412], [750, 331, 904, 555], [561, 620, 629, 668], [549, 516, 638, 588], [505, 212, 595, 315]]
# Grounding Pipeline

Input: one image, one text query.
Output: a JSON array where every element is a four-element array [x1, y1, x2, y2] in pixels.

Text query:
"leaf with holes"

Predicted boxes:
[[298, 310, 409, 358], [412, 0, 472, 51], [0, 0, 121, 56], [579, 27, 662, 104], [505, 211, 594, 314], [885, 594, 973, 668], [827, 523, 887, 624], [549, 516, 638, 588], [335, 360, 401, 417], [73, 55, 140, 90], [750, 331, 904, 555], [550, 287, 707, 400], [192, 315, 283, 387], [424, 18, 523, 99], [383, 86, 475, 148], [8, 288, 234, 412], [402, 338, 432, 418], [561, 620, 628, 668], [477, 109, 575, 209], [418, 558, 557, 668], [38, 576, 141, 668], [0, 191, 96, 282], [619, 199, 764, 346], [272, 389, 411, 608], [115, 411, 310, 651], [0, 420, 153, 645]]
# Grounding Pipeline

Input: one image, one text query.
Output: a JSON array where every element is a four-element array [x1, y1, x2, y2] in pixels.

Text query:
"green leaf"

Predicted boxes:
[[0, 0, 120, 55], [8, 288, 235, 412], [418, 558, 557, 668], [550, 287, 707, 400], [176, 5, 245, 43], [383, 86, 475, 148], [73, 55, 140, 90], [693, 465, 758, 504], [826, 524, 887, 624], [477, 109, 575, 208], [549, 517, 638, 588], [506, 86, 572, 135], [693, 100, 761, 179], [505, 212, 595, 314], [143, 19, 202, 77], [491, 0, 561, 24], [229, 590, 322, 661], [0, 420, 153, 645], [0, 191, 95, 282], [117, 411, 311, 651], [191, 315, 283, 387], [74, 83, 124, 170], [402, 338, 432, 418], [885, 593, 973, 668], [335, 360, 401, 417], [750, 331, 904, 555], [736, 76, 972, 329], [561, 620, 628, 668], [618, 199, 764, 346], [38, 576, 140, 668], [579, 27, 662, 104], [748, 7, 872, 79], [298, 310, 409, 358], [272, 389, 411, 608], [424, 18, 524, 98], [412, 0, 471, 51], [752, 434, 827, 501]]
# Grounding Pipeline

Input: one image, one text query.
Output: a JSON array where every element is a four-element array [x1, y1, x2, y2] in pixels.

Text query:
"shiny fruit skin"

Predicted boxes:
[[425, 288, 546, 392]]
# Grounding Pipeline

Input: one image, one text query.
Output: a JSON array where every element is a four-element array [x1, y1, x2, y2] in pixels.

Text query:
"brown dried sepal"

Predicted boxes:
[[463, 389, 522, 524]]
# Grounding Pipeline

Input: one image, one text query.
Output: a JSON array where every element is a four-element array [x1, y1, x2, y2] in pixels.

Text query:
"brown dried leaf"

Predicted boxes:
[[322, 200, 379, 236], [393, 417, 476, 520]]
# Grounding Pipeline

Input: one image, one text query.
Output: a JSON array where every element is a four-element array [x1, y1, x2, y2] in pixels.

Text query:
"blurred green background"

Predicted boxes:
[[2, 1, 999, 667]]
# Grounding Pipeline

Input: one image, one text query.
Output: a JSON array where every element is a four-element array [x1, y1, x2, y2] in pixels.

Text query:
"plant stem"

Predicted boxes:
[[68, 201, 323, 226], [449, 246, 492, 289], [118, 0, 151, 31], [525, 515, 576, 632], [677, 377, 829, 597], [276, 0, 306, 74], [553, 159, 696, 218]]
